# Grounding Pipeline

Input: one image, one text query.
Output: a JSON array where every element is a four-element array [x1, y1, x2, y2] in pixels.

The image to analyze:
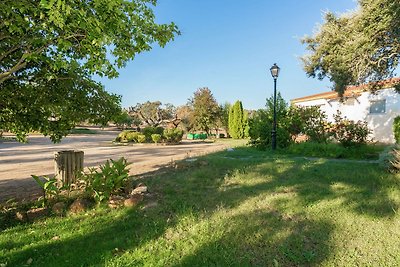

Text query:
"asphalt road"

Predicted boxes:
[[0, 131, 233, 203]]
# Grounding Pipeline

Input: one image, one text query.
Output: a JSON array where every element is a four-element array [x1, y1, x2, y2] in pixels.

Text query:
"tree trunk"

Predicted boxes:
[[54, 150, 84, 186]]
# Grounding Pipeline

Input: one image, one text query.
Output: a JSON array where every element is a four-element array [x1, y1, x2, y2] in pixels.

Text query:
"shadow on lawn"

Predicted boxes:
[[2, 147, 398, 266]]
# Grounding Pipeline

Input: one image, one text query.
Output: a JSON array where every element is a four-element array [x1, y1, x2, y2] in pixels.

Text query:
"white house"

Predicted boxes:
[[291, 79, 400, 143]]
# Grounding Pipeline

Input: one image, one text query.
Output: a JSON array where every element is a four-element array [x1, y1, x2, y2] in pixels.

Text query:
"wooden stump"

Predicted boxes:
[[54, 150, 84, 185]]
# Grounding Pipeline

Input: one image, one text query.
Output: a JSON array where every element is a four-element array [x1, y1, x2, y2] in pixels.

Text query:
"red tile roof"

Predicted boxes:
[[291, 78, 400, 104]]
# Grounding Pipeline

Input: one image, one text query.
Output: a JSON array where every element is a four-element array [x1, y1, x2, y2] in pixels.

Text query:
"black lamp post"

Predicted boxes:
[[270, 63, 280, 150]]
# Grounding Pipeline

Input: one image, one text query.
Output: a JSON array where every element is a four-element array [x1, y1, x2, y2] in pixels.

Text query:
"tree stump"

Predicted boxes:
[[54, 150, 84, 186]]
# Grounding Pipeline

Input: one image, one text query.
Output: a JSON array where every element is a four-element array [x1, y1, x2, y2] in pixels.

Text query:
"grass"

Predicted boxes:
[[284, 141, 387, 160], [1, 147, 400, 266], [69, 128, 98, 134]]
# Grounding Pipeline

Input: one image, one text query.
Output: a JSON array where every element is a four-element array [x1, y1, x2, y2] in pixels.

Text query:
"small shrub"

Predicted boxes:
[[142, 126, 164, 141], [288, 106, 333, 143], [163, 128, 183, 143], [248, 109, 292, 149], [137, 134, 146, 143], [126, 131, 139, 142], [151, 134, 162, 143], [80, 157, 130, 202], [115, 130, 136, 142], [379, 145, 400, 172], [333, 112, 371, 147], [393, 116, 400, 144], [31, 175, 61, 206]]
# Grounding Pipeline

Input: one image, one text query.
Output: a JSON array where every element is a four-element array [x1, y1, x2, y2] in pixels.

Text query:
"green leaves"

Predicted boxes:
[[302, 0, 400, 94], [81, 157, 130, 203], [189, 87, 221, 133], [0, 0, 179, 142]]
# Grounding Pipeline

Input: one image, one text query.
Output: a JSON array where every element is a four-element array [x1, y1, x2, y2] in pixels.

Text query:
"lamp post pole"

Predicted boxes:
[[269, 63, 280, 150], [272, 76, 277, 150]]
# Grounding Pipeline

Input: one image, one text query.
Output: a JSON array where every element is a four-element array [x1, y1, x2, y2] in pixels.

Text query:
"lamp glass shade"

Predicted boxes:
[[270, 63, 280, 78]]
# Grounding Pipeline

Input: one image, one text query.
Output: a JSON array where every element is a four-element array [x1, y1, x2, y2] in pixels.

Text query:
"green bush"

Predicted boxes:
[[80, 157, 130, 202], [126, 131, 139, 142], [248, 109, 292, 149], [137, 134, 146, 143], [163, 128, 183, 143], [142, 126, 164, 141], [333, 112, 371, 147], [394, 116, 400, 144], [288, 106, 333, 143], [115, 130, 137, 142], [151, 133, 162, 143]]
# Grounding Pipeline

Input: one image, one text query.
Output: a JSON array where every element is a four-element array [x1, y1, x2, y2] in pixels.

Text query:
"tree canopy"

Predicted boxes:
[[302, 0, 400, 94], [129, 101, 176, 127], [0, 0, 179, 141], [188, 87, 221, 134]]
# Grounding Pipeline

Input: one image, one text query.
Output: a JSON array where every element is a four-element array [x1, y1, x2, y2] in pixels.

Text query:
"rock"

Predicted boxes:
[[15, 211, 27, 222], [199, 160, 208, 166], [227, 148, 234, 152], [69, 198, 91, 214], [52, 202, 66, 215], [136, 182, 145, 187], [124, 194, 143, 208], [26, 258, 33, 265], [52, 235, 60, 240], [131, 185, 148, 195], [142, 201, 158, 210], [108, 195, 125, 209], [26, 208, 48, 221]]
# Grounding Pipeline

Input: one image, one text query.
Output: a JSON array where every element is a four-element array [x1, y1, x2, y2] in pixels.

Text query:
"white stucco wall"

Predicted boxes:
[[293, 88, 400, 143]]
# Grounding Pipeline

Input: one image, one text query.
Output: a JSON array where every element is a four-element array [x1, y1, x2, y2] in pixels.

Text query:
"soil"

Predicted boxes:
[[0, 130, 233, 203]]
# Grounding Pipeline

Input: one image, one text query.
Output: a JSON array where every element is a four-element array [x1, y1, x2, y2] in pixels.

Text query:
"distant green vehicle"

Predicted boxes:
[[187, 133, 207, 140]]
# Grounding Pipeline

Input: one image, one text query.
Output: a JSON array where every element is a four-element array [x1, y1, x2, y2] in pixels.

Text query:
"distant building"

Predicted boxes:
[[291, 79, 400, 143]]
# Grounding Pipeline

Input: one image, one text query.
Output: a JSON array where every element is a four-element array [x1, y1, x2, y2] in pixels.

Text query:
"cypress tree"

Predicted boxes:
[[228, 100, 245, 139]]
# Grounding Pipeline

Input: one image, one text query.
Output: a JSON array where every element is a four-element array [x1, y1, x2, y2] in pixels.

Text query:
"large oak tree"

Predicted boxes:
[[0, 0, 179, 141], [302, 0, 400, 94]]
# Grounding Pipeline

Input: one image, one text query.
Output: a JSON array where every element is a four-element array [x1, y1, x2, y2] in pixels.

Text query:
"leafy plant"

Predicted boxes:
[[80, 158, 130, 203], [163, 128, 184, 143], [115, 130, 138, 142], [333, 112, 371, 147], [137, 134, 146, 143], [248, 94, 292, 149], [151, 134, 162, 143], [379, 145, 400, 172], [126, 132, 139, 142], [393, 116, 400, 144], [31, 175, 61, 206], [142, 126, 164, 141], [287, 105, 333, 143]]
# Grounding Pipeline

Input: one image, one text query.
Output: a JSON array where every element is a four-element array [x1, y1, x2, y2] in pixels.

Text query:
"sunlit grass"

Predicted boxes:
[[1, 147, 399, 266]]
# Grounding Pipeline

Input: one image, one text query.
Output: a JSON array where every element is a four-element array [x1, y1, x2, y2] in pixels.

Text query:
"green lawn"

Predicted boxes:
[[1, 147, 400, 266], [69, 127, 98, 134]]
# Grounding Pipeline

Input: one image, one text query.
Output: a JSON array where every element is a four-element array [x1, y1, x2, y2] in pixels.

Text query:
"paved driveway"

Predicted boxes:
[[0, 131, 234, 203]]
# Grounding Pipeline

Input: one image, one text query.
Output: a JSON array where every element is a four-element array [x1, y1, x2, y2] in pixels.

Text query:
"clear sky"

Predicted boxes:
[[96, 0, 358, 110]]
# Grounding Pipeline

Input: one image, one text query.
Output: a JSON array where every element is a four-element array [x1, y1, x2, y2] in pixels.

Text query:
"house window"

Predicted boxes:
[[369, 99, 386, 114]]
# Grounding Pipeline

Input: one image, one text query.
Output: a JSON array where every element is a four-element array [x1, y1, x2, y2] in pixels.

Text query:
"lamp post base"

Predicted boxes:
[[271, 130, 277, 150]]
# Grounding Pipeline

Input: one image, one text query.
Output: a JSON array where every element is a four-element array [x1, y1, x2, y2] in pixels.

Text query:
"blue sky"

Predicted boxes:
[[97, 0, 358, 110]]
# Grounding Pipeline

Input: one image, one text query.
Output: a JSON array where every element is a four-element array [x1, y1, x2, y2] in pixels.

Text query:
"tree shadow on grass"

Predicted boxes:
[[174, 210, 334, 267], [1, 147, 399, 266]]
